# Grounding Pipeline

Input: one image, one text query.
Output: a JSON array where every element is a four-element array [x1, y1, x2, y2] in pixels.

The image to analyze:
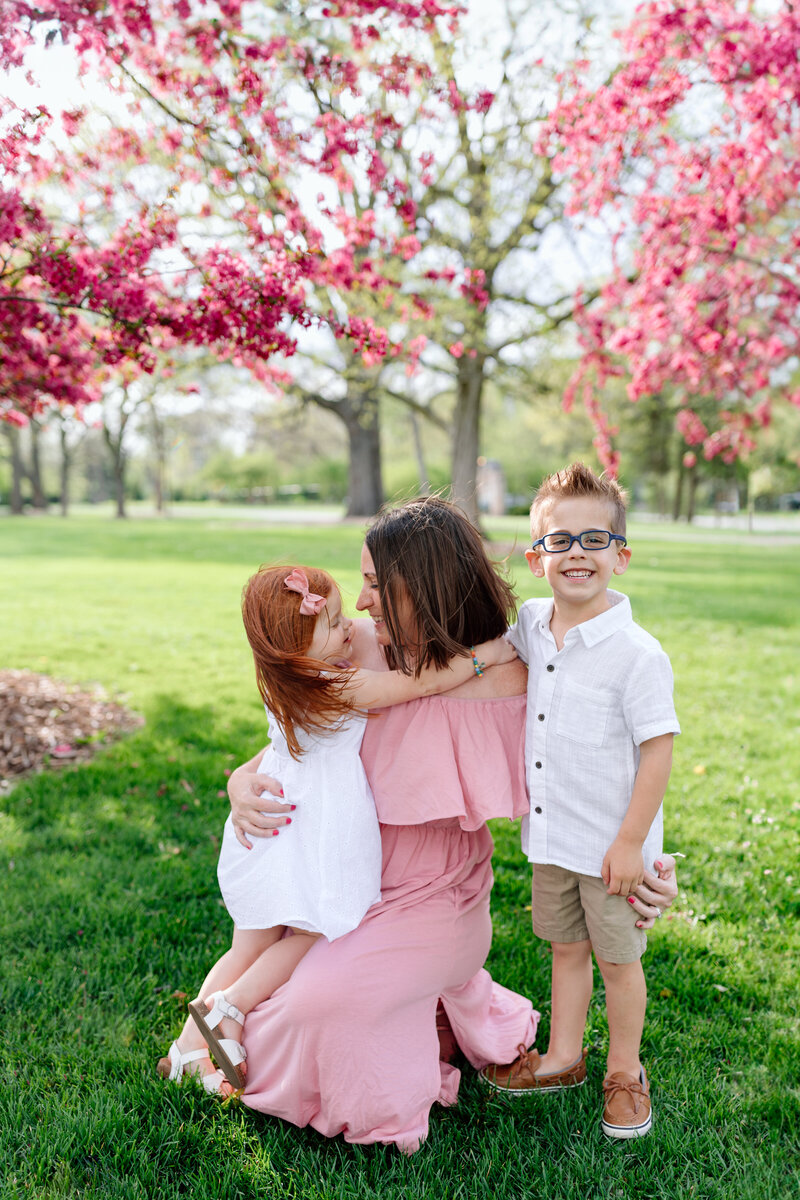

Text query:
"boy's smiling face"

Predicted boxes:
[[525, 495, 631, 619]]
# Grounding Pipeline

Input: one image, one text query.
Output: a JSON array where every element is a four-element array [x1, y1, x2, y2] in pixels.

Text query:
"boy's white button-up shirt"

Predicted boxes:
[[507, 590, 680, 878]]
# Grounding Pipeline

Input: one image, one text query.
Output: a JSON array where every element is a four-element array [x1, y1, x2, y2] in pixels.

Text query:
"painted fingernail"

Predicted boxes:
[[655, 861, 663, 870], [290, 804, 296, 811], [279, 789, 285, 796], [271, 830, 279, 837], [627, 896, 636, 905], [636, 922, 643, 928], [285, 817, 292, 825]]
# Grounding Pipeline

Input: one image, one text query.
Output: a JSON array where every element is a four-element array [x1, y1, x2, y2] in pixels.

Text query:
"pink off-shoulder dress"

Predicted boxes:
[[240, 687, 539, 1152]]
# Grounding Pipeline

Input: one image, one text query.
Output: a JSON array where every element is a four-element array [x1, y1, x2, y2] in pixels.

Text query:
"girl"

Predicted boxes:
[[158, 563, 515, 1095]]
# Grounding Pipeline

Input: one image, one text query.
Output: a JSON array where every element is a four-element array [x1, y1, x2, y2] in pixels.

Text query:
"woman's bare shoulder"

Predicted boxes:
[[448, 656, 528, 699]]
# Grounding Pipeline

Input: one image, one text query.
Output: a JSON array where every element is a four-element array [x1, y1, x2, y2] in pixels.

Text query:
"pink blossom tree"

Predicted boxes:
[[1, 0, 459, 452], [542, 0, 800, 476]]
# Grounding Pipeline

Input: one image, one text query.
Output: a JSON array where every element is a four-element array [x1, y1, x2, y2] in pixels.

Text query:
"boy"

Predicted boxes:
[[482, 462, 679, 1138]]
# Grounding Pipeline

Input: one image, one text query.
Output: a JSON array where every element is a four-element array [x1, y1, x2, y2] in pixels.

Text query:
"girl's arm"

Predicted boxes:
[[340, 636, 517, 709]]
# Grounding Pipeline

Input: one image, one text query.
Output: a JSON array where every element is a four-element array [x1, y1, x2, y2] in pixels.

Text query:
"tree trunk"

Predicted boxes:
[[153, 456, 164, 513], [686, 465, 698, 523], [59, 421, 71, 517], [113, 452, 127, 518], [28, 420, 48, 511], [343, 395, 384, 517], [307, 384, 384, 517], [103, 426, 128, 519], [148, 402, 168, 514], [450, 357, 485, 525], [409, 411, 430, 495], [672, 459, 684, 522], [5, 426, 25, 515]]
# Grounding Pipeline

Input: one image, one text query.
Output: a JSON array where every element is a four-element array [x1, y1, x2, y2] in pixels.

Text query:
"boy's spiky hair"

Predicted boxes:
[[530, 462, 628, 538]]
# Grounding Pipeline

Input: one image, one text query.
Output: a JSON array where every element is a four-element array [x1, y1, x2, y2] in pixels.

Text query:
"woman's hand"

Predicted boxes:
[[627, 853, 679, 929], [228, 752, 293, 849]]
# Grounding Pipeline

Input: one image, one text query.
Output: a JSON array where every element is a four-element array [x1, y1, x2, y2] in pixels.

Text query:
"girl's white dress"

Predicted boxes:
[[216, 710, 382, 941]]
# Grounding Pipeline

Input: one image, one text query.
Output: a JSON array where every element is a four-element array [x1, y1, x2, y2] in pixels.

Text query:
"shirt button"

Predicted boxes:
[[546, 664, 555, 672], [537, 713, 545, 721], [535, 761, 542, 769], [534, 806, 542, 814]]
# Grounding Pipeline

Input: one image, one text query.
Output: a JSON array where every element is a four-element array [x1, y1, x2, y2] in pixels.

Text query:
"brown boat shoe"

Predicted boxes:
[[480, 1046, 588, 1094], [601, 1067, 652, 1138]]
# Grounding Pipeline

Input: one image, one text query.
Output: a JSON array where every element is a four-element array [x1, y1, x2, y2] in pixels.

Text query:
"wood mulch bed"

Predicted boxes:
[[0, 669, 143, 788]]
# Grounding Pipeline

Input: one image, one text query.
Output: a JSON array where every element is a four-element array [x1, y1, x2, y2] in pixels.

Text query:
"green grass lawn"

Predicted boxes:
[[1, 511, 798, 1199]]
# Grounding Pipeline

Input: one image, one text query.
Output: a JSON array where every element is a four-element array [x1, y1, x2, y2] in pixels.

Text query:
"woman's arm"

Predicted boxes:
[[340, 636, 517, 709]]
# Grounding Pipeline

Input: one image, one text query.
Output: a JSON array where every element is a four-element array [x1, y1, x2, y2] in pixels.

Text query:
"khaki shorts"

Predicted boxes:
[[531, 863, 647, 965]]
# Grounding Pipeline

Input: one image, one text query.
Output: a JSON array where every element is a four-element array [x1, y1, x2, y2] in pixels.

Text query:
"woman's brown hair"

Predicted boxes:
[[241, 565, 353, 760], [365, 496, 517, 675]]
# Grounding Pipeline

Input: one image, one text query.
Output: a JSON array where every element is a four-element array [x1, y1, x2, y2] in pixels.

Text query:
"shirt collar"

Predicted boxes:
[[572, 590, 632, 646], [535, 590, 632, 646]]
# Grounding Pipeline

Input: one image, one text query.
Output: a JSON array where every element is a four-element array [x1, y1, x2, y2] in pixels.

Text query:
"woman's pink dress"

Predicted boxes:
[[241, 693, 539, 1152]]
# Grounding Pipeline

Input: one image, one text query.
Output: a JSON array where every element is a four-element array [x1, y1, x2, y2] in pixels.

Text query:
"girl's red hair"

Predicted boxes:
[[241, 564, 353, 760]]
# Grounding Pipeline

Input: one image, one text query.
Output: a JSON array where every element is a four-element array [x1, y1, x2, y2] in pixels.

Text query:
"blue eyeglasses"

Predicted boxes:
[[532, 529, 628, 554]]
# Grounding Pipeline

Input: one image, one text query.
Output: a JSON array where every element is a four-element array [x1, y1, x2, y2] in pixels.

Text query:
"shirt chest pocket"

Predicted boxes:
[[556, 680, 612, 748]]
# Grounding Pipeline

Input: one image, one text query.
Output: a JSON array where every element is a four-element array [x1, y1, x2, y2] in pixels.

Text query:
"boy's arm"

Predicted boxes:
[[504, 613, 531, 665], [601, 733, 674, 896], [341, 636, 517, 709]]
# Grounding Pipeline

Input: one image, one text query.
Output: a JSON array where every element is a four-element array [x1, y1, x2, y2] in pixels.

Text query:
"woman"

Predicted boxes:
[[227, 498, 676, 1151]]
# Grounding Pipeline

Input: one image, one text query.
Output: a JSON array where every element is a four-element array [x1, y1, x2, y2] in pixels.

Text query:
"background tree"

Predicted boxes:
[[543, 0, 800, 475], [2, 1, 461, 438], [361, 1, 616, 521]]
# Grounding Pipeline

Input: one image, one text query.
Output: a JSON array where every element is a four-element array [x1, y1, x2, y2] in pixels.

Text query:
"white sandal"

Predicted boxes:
[[157, 1041, 233, 1095], [188, 992, 247, 1089]]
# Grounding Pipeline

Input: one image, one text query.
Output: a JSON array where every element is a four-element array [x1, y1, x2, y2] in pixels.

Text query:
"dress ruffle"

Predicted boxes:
[[360, 693, 529, 831]]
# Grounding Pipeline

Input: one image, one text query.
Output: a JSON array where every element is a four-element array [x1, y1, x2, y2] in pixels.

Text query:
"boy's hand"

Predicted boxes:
[[602, 836, 645, 896]]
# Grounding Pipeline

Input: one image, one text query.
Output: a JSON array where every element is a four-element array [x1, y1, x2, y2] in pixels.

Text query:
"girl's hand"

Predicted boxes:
[[628, 853, 679, 929], [228, 756, 292, 849], [474, 636, 519, 670]]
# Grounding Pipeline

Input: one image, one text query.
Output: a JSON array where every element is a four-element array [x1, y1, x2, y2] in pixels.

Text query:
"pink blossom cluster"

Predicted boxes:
[[542, 0, 800, 471], [2, 0, 463, 423]]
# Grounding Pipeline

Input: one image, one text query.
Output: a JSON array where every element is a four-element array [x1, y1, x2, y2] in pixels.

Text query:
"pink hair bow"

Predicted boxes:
[[284, 568, 327, 616]]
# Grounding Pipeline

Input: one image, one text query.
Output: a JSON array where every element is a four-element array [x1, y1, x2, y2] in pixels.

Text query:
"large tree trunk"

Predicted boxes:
[[343, 395, 384, 517], [310, 386, 385, 517], [5, 426, 25, 515], [450, 357, 485, 525]]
